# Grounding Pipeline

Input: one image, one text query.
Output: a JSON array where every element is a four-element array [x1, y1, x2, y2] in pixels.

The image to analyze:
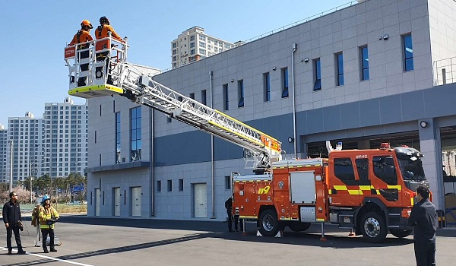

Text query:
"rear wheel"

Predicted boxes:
[[390, 229, 412, 238], [360, 211, 388, 243], [259, 209, 279, 237], [289, 222, 311, 232]]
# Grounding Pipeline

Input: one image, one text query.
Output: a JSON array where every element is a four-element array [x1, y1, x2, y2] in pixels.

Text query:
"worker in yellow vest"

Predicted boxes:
[[38, 195, 59, 253]]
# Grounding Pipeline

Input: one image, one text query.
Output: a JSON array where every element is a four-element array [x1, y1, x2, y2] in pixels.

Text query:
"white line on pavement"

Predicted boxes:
[[0, 247, 94, 266]]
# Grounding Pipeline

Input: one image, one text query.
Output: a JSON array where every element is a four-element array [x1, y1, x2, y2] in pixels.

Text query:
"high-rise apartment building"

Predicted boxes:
[[42, 97, 88, 178], [0, 124, 7, 183], [171, 26, 234, 69], [6, 112, 44, 183]]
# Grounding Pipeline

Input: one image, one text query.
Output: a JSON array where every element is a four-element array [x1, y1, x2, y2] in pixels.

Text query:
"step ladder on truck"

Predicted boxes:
[[64, 38, 430, 243]]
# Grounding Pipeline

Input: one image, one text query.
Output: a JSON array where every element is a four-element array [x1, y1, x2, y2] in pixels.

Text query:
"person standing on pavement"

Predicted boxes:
[[2, 192, 26, 255], [408, 183, 438, 266], [225, 197, 234, 232], [39, 195, 60, 253]]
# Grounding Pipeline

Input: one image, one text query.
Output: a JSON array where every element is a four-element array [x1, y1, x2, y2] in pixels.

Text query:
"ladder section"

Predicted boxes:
[[119, 64, 282, 170]]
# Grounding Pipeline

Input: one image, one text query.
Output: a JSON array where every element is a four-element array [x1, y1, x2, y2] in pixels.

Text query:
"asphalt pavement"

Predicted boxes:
[[1, 215, 455, 266]]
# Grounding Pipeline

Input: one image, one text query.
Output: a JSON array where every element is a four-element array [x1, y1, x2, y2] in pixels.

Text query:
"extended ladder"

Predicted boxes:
[[64, 38, 282, 170]]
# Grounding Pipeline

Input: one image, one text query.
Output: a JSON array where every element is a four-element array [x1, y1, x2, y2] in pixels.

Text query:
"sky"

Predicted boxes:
[[0, 0, 351, 127]]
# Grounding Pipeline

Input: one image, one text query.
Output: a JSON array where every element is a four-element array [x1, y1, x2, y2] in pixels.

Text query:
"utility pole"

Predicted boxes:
[[9, 140, 13, 193]]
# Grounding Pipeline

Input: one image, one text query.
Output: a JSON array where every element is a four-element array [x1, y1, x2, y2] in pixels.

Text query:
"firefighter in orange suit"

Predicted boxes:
[[95, 16, 124, 85], [69, 20, 94, 86]]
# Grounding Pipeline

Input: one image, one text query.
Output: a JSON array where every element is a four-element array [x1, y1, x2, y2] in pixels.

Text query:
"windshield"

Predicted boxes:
[[397, 156, 426, 181]]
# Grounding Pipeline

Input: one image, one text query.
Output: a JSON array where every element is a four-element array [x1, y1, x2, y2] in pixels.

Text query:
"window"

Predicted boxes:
[[167, 180, 172, 192], [199, 42, 206, 48], [356, 158, 368, 181], [313, 59, 321, 90], [172, 42, 177, 48], [115, 112, 121, 164], [190, 49, 195, 55], [334, 158, 355, 182], [360, 46, 369, 81], [190, 93, 195, 100], [179, 179, 184, 191], [190, 42, 195, 48], [157, 180, 161, 192], [263, 72, 270, 102], [373, 156, 397, 185], [225, 176, 231, 189], [403, 34, 414, 71], [172, 49, 177, 55], [223, 84, 229, 110], [199, 35, 206, 41], [201, 90, 207, 105], [335, 52, 344, 86], [130, 107, 141, 162], [199, 48, 206, 55], [237, 80, 244, 107], [190, 35, 195, 41], [281, 67, 289, 98]]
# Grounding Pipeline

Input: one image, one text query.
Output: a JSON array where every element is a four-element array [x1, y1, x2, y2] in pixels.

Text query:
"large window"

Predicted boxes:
[[336, 52, 344, 86], [115, 112, 121, 164], [130, 107, 141, 162], [263, 72, 270, 102], [360, 46, 369, 81], [223, 84, 229, 110], [403, 34, 414, 71], [373, 156, 397, 185], [238, 80, 244, 107], [313, 59, 321, 90], [281, 67, 289, 98], [356, 158, 368, 181], [334, 158, 355, 182]]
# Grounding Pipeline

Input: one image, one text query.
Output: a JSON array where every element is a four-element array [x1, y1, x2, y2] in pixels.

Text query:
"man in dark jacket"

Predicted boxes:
[[408, 184, 438, 266], [225, 197, 234, 232], [2, 192, 26, 254]]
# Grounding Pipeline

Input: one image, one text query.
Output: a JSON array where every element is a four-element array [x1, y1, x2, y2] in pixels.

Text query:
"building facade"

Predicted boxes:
[[6, 112, 44, 184], [88, 0, 456, 221], [171, 26, 235, 69], [42, 97, 88, 178], [0, 124, 8, 183]]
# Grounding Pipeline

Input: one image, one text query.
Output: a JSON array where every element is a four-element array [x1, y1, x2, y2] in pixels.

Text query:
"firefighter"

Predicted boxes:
[[39, 195, 60, 253], [69, 20, 94, 86], [2, 192, 26, 255], [95, 16, 125, 85], [408, 183, 438, 266]]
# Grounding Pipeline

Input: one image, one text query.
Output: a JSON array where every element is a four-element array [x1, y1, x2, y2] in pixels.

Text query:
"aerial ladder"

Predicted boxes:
[[64, 36, 282, 171]]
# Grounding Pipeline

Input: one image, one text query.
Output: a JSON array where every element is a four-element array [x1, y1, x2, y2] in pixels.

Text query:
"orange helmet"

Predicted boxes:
[[81, 20, 93, 29]]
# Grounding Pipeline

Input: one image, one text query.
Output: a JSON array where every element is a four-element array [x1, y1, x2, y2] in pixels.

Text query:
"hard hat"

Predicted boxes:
[[41, 195, 50, 204], [81, 20, 93, 29], [99, 16, 110, 25]]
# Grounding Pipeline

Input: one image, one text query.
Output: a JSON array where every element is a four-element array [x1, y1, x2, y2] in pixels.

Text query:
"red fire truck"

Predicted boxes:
[[232, 142, 428, 242]]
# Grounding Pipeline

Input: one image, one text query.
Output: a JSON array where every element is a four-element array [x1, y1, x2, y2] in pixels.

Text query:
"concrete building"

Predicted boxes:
[[0, 124, 7, 183], [42, 97, 88, 178], [87, 0, 456, 222], [6, 112, 44, 184], [171, 26, 234, 69]]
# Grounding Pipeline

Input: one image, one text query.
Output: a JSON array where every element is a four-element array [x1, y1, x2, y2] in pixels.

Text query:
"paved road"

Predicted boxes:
[[1, 215, 455, 266]]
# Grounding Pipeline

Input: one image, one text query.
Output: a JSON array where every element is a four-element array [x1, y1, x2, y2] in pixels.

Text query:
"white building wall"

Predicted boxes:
[[0, 125, 7, 183]]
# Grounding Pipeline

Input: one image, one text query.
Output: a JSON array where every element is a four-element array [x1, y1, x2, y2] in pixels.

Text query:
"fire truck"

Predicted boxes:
[[64, 34, 428, 243]]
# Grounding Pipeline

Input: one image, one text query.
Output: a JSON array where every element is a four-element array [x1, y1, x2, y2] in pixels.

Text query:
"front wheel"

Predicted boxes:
[[360, 211, 388, 243], [259, 209, 279, 237], [390, 229, 412, 238]]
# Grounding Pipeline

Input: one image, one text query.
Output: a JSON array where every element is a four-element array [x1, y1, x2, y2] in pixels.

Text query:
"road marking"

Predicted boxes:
[[1, 247, 94, 266]]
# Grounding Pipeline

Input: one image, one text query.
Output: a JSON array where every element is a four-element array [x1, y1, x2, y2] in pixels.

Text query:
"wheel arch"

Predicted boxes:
[[256, 205, 276, 227]]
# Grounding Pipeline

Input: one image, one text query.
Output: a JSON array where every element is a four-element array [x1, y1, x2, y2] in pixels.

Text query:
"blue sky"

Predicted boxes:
[[0, 0, 351, 127]]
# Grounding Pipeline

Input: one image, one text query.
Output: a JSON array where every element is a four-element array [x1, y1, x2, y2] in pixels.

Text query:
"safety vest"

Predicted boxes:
[[39, 206, 59, 230]]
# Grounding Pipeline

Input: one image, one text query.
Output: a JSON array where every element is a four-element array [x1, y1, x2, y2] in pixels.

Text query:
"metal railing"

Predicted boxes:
[[434, 56, 456, 86]]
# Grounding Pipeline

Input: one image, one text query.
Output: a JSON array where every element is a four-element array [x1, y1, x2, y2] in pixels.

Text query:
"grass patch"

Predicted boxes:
[[54, 204, 87, 214]]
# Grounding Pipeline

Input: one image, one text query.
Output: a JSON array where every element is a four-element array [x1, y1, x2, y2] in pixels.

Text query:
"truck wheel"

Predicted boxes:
[[389, 229, 412, 238], [360, 211, 387, 243], [259, 209, 279, 237], [289, 222, 311, 232]]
